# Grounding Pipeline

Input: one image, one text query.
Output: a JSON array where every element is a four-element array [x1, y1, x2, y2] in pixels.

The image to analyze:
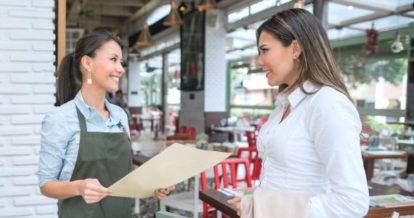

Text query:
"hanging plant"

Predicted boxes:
[[363, 24, 379, 57]]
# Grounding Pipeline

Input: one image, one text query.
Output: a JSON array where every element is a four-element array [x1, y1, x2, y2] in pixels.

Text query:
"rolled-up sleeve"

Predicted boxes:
[[37, 109, 70, 187], [308, 90, 369, 217]]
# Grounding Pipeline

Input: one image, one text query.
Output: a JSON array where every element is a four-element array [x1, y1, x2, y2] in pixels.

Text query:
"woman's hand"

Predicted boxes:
[[154, 185, 175, 200], [76, 179, 112, 204], [227, 196, 242, 216]]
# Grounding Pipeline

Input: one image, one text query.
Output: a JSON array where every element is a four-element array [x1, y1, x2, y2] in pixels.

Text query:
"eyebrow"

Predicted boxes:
[[258, 44, 269, 49]]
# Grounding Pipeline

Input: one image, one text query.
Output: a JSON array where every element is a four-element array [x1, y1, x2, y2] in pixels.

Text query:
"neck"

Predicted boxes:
[[80, 85, 106, 111]]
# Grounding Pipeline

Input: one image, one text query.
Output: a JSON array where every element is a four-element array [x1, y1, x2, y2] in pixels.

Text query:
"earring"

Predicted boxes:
[[87, 70, 92, 85]]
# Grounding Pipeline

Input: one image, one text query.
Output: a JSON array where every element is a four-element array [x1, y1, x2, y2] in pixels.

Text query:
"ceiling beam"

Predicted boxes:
[[330, 0, 392, 14], [84, 5, 135, 17], [68, 16, 126, 29], [226, 1, 295, 32], [87, 0, 144, 7], [123, 0, 164, 25], [330, 2, 414, 29]]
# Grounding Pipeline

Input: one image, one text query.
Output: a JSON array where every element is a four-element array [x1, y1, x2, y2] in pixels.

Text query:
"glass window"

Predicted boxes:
[[328, 2, 375, 26], [351, 15, 414, 31], [334, 38, 409, 115], [228, 7, 249, 23], [250, 0, 275, 14], [340, 0, 414, 10], [328, 27, 364, 40], [147, 4, 170, 25]]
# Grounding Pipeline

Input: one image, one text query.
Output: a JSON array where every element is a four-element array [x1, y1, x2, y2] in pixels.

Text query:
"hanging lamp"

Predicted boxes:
[[197, 0, 216, 11], [391, 31, 404, 53], [163, 1, 183, 26], [295, 0, 303, 9], [136, 23, 152, 47], [128, 47, 140, 59]]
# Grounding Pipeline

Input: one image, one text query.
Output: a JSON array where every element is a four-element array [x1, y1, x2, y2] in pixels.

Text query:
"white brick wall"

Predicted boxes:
[[0, 0, 58, 217]]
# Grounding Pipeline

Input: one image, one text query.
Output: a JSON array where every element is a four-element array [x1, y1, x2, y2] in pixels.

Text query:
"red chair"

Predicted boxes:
[[200, 158, 253, 218], [179, 125, 188, 134], [236, 147, 262, 181], [187, 127, 197, 140], [245, 130, 258, 147], [167, 125, 198, 140], [255, 116, 268, 131]]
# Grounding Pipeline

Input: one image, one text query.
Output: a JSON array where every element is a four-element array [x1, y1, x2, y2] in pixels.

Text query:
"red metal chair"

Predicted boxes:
[[255, 116, 268, 131], [236, 147, 262, 181], [200, 158, 253, 218], [187, 127, 197, 140], [179, 125, 188, 134], [167, 126, 197, 140], [245, 130, 258, 147]]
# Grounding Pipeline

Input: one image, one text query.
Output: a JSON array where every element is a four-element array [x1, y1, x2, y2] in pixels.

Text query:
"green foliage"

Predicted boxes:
[[365, 116, 404, 136], [339, 56, 407, 85], [334, 38, 408, 85]]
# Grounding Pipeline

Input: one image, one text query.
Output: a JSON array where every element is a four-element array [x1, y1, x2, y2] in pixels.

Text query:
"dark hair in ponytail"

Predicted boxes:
[[57, 31, 122, 105]]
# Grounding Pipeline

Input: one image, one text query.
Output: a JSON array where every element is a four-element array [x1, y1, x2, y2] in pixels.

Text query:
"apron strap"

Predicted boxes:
[[76, 107, 88, 132]]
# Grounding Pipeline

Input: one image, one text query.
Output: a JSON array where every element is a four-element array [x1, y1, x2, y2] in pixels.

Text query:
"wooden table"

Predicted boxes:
[[367, 183, 414, 217], [211, 126, 255, 143], [199, 189, 238, 218], [199, 183, 414, 218], [362, 150, 408, 180]]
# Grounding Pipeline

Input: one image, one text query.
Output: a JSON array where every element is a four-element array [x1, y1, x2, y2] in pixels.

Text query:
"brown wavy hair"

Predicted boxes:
[[256, 8, 351, 101]]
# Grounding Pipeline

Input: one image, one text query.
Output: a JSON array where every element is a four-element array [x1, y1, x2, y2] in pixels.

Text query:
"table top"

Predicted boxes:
[[211, 126, 255, 133], [199, 183, 414, 218], [387, 121, 414, 126], [398, 139, 414, 146], [362, 150, 408, 159]]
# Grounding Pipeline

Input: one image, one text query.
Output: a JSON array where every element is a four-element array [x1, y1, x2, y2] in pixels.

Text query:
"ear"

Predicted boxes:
[[80, 55, 93, 73], [291, 40, 302, 59]]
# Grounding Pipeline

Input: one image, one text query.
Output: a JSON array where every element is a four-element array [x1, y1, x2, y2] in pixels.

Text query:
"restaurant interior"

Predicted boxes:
[[6, 0, 414, 217]]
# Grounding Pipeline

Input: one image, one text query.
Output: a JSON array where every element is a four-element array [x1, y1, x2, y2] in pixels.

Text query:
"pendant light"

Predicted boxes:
[[391, 31, 404, 53], [390, 0, 404, 53], [197, 0, 216, 12], [128, 47, 140, 60], [295, 0, 303, 9], [136, 23, 152, 47], [163, 0, 182, 26]]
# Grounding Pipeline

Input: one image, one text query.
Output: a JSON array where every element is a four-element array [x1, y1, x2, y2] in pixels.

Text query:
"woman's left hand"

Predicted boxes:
[[154, 185, 175, 200]]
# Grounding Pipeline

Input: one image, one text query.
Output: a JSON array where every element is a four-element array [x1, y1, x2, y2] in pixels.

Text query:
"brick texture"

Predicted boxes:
[[0, 0, 58, 217]]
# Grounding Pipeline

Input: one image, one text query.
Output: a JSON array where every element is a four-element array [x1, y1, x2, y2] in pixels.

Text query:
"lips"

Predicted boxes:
[[263, 70, 271, 78], [110, 75, 119, 82]]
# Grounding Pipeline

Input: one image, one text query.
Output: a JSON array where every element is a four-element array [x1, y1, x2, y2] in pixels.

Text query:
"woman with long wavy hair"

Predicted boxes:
[[229, 9, 369, 217]]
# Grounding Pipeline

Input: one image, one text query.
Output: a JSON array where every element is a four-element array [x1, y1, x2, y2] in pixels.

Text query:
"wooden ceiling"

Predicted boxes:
[[66, 0, 150, 33]]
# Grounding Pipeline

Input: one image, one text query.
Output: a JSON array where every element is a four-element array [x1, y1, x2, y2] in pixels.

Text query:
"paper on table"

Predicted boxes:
[[109, 143, 231, 198]]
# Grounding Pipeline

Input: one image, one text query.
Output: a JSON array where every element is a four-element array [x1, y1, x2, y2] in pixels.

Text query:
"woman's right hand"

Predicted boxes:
[[227, 196, 242, 216], [76, 178, 112, 204]]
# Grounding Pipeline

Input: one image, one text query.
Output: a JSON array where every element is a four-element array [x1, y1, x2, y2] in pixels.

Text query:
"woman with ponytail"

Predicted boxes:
[[37, 31, 173, 218]]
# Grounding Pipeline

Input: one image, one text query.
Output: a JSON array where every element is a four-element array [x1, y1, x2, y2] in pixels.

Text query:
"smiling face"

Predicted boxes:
[[82, 40, 124, 92], [256, 30, 299, 87]]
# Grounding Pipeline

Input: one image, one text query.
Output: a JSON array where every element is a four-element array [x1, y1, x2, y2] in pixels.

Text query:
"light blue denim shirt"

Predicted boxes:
[[37, 91, 130, 187]]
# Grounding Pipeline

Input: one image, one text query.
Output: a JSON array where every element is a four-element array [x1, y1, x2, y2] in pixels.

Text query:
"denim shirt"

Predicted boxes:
[[37, 91, 130, 187]]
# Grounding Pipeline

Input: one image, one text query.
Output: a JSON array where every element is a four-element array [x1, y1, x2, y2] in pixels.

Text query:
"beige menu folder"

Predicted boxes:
[[109, 143, 231, 198]]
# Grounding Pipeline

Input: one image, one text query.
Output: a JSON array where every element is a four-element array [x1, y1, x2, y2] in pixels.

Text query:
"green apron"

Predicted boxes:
[[58, 108, 133, 218]]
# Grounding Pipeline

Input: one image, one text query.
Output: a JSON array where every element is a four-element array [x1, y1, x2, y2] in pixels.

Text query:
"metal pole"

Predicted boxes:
[[313, 0, 329, 29]]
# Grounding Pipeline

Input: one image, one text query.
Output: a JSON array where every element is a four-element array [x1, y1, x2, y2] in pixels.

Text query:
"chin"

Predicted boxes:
[[267, 80, 279, 87], [107, 85, 118, 92]]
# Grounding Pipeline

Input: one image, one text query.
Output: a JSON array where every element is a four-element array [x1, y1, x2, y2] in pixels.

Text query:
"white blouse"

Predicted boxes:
[[257, 81, 369, 217]]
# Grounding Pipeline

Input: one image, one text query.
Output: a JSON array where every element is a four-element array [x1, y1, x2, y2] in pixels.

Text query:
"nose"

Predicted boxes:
[[118, 62, 125, 75], [256, 55, 264, 67]]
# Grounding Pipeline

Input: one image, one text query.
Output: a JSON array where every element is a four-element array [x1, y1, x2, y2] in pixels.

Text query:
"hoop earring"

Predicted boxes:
[[87, 70, 92, 85]]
